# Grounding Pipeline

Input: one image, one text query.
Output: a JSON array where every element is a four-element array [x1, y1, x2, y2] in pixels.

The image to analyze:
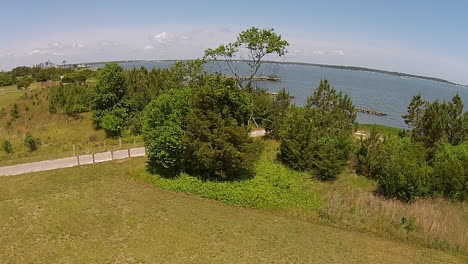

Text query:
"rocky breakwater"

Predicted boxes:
[[355, 107, 387, 116]]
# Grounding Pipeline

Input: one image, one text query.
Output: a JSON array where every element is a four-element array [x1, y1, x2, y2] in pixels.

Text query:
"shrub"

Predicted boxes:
[[2, 140, 13, 154], [181, 77, 258, 180], [24, 133, 40, 151], [100, 107, 128, 137], [142, 88, 192, 176], [377, 137, 433, 202], [279, 80, 356, 181], [10, 104, 19, 120], [432, 142, 468, 201], [16, 76, 34, 89]]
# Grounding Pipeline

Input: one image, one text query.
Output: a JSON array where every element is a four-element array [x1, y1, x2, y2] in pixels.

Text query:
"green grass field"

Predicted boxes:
[[0, 157, 465, 263], [358, 123, 404, 136]]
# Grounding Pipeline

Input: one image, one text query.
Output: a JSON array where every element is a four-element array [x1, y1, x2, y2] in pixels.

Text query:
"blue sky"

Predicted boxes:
[[1, 0, 467, 83]]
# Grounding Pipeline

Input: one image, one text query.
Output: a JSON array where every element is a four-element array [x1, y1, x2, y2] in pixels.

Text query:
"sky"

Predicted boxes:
[[1, 0, 467, 84]]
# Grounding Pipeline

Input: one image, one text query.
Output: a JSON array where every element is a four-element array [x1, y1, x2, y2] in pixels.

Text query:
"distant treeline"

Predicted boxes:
[[86, 59, 465, 87]]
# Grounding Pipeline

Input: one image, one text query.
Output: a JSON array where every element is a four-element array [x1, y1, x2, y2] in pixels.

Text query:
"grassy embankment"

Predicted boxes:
[[0, 85, 142, 166], [0, 156, 466, 263], [139, 140, 468, 255]]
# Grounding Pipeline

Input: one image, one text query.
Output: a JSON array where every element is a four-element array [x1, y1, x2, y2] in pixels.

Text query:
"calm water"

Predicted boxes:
[[92, 61, 468, 128]]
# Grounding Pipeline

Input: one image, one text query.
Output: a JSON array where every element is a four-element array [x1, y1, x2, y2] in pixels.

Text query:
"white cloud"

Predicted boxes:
[[30, 49, 46, 55], [143, 45, 154, 50], [48, 41, 85, 49], [331, 49, 345, 56], [312, 50, 325, 55], [152, 32, 172, 44], [310, 49, 345, 56]]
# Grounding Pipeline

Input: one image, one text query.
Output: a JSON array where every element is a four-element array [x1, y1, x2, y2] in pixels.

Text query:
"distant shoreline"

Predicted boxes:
[[84, 59, 467, 87]]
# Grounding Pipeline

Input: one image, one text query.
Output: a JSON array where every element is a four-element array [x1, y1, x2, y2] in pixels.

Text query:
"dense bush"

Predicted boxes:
[[182, 77, 258, 180], [432, 143, 468, 201], [142, 88, 192, 176], [16, 77, 34, 89], [48, 83, 92, 115], [355, 128, 384, 178], [24, 133, 40, 151], [91, 63, 129, 134], [2, 139, 13, 154], [61, 72, 87, 83], [265, 88, 291, 139], [279, 80, 356, 180], [377, 137, 433, 202], [0, 73, 15, 86], [403, 94, 468, 149]]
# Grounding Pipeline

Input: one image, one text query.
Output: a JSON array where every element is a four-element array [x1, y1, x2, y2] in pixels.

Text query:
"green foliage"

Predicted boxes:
[[10, 66, 32, 77], [61, 72, 87, 83], [356, 128, 384, 178], [125, 66, 185, 112], [204, 27, 289, 90], [31, 66, 72, 82], [279, 80, 356, 180], [16, 77, 34, 89], [403, 94, 468, 148], [251, 89, 274, 127], [24, 133, 40, 152], [2, 139, 13, 154], [92, 63, 128, 131], [10, 104, 20, 120], [100, 105, 129, 137], [265, 88, 292, 138], [0, 73, 15, 86], [432, 142, 468, 201], [48, 83, 92, 115], [377, 137, 432, 202], [182, 77, 258, 180], [142, 88, 192, 176], [139, 140, 320, 210]]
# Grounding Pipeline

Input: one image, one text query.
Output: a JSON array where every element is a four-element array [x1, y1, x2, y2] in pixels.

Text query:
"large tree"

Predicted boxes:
[[204, 27, 289, 91]]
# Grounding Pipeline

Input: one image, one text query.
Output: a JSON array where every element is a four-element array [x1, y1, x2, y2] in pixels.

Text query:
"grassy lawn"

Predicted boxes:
[[0, 158, 465, 263], [0, 83, 41, 109], [358, 123, 403, 136]]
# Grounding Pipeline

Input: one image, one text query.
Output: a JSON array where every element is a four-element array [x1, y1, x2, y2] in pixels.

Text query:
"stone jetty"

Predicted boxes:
[[355, 107, 387, 116]]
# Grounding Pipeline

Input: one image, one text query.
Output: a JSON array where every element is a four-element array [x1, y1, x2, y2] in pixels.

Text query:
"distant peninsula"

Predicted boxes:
[[86, 59, 466, 87]]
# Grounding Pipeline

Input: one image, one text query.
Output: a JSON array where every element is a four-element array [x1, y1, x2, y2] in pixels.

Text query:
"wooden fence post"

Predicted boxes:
[[92, 152, 95, 164], [76, 155, 80, 166], [119, 138, 122, 149], [128, 148, 131, 158], [111, 150, 114, 160]]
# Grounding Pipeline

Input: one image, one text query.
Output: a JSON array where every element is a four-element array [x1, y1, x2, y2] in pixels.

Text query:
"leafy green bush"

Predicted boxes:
[[100, 106, 129, 137], [48, 83, 92, 115], [182, 77, 258, 180], [279, 80, 356, 181], [2, 139, 13, 154], [139, 140, 321, 210], [377, 137, 432, 202], [142, 88, 192, 176], [432, 143, 468, 201], [16, 77, 34, 89], [24, 133, 40, 151], [91, 63, 127, 128], [61, 72, 87, 83], [265, 88, 291, 139]]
